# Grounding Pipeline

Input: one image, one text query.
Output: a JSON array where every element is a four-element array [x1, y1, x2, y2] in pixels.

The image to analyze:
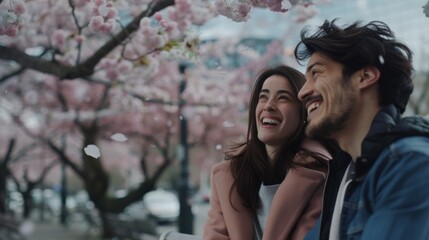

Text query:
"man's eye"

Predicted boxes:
[[312, 69, 321, 76]]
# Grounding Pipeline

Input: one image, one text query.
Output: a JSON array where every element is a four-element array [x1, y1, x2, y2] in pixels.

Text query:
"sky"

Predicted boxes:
[[198, 0, 429, 71]]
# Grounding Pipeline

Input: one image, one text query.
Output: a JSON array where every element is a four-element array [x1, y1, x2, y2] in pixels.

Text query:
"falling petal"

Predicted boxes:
[[111, 133, 128, 142], [282, 0, 292, 10], [84, 144, 101, 159], [379, 55, 385, 64]]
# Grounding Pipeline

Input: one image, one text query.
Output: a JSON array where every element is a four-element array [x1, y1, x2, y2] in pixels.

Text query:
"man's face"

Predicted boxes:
[[298, 52, 357, 139]]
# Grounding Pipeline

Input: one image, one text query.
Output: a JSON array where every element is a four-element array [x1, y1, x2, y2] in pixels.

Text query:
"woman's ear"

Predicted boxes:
[[359, 66, 380, 89]]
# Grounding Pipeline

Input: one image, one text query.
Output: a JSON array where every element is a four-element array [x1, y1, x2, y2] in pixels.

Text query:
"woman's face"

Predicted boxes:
[[255, 75, 301, 150]]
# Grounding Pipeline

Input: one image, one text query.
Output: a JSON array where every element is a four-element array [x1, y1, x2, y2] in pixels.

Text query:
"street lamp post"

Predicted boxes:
[[177, 63, 194, 234], [60, 134, 68, 224], [60, 161, 67, 224]]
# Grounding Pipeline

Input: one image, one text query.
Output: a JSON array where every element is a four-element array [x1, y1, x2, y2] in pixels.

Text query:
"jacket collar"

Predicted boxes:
[[354, 105, 401, 180], [355, 104, 429, 179]]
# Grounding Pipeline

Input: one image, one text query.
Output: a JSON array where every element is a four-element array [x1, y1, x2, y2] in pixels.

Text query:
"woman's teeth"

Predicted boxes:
[[262, 118, 280, 125]]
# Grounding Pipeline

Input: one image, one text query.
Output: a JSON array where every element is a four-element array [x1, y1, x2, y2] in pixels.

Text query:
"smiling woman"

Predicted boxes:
[[255, 74, 301, 162], [203, 65, 334, 240]]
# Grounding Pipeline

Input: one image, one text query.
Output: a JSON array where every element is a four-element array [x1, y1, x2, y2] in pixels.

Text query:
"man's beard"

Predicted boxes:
[[306, 112, 349, 139], [305, 97, 354, 140]]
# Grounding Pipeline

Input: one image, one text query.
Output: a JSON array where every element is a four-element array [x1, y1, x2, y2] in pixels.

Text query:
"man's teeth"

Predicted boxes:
[[308, 102, 320, 114], [262, 118, 280, 125]]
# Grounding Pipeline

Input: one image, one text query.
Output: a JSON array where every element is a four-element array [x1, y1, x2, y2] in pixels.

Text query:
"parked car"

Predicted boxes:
[[143, 189, 179, 223]]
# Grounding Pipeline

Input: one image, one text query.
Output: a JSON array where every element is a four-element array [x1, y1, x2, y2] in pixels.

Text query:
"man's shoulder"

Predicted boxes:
[[384, 135, 429, 156], [398, 115, 429, 132], [358, 116, 429, 178], [366, 115, 429, 159], [383, 114, 429, 156]]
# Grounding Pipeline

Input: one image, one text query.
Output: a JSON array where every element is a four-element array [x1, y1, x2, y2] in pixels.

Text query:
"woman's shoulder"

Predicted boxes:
[[300, 138, 332, 160], [210, 161, 235, 186], [292, 138, 332, 172], [211, 161, 232, 176]]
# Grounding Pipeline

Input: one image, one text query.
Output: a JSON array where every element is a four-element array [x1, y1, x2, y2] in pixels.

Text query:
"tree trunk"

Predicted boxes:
[[0, 167, 6, 214], [22, 191, 32, 219], [0, 139, 15, 214], [99, 211, 115, 239]]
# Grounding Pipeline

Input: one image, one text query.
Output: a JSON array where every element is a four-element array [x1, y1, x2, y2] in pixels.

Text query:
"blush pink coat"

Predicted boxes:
[[203, 139, 331, 240]]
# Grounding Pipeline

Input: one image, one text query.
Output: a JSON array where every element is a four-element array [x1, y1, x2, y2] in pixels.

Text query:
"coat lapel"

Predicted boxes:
[[263, 167, 326, 240]]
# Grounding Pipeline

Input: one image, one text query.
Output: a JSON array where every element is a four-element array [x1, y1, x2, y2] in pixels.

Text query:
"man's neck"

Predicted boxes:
[[335, 104, 380, 161]]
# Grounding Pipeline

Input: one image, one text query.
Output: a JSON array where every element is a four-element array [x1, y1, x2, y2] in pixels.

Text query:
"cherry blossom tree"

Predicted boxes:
[[0, 0, 357, 236], [0, 56, 236, 232], [0, 0, 216, 81], [0, 138, 15, 214], [0, 116, 57, 220], [10, 159, 57, 219]]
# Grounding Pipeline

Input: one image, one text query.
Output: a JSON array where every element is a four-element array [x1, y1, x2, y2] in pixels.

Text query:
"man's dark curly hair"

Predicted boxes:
[[294, 19, 414, 113]]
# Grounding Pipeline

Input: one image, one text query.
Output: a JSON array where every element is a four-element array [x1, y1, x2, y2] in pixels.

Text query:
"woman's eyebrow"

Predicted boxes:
[[277, 89, 294, 96]]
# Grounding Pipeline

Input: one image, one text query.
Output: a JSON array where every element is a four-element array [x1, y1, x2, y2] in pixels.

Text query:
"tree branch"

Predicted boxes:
[[0, 67, 26, 84], [45, 140, 84, 178], [1, 138, 16, 167], [0, 46, 78, 78], [81, 0, 174, 73], [0, 0, 175, 80]]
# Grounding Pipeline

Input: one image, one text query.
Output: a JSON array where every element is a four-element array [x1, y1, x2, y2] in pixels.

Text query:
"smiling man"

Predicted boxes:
[[294, 19, 429, 240]]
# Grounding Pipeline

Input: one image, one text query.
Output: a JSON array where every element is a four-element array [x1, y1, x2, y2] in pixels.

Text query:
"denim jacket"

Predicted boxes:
[[338, 105, 429, 239]]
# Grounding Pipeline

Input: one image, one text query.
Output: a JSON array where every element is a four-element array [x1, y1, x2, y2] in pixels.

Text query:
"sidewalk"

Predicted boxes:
[[24, 203, 208, 240], [26, 218, 168, 240], [28, 220, 102, 240]]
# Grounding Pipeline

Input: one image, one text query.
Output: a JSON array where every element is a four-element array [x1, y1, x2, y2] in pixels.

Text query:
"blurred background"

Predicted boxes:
[[0, 0, 428, 239]]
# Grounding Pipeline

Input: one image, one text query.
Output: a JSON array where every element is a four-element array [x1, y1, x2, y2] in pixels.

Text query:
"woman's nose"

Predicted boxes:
[[263, 99, 275, 112]]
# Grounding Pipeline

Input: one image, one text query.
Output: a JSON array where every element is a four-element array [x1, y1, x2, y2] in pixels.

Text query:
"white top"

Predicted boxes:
[[329, 164, 352, 240], [257, 183, 281, 233]]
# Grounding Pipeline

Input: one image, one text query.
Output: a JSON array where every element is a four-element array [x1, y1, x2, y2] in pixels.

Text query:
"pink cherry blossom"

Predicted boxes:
[[52, 29, 68, 48], [0, 25, 18, 37], [94, 0, 105, 7], [13, 0, 27, 15], [294, 4, 319, 23], [89, 15, 104, 30]]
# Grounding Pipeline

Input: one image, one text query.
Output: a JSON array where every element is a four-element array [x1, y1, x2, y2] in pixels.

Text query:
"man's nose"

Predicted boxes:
[[298, 81, 312, 102]]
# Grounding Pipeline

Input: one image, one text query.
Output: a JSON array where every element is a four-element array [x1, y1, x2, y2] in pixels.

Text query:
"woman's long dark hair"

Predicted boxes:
[[226, 65, 328, 212]]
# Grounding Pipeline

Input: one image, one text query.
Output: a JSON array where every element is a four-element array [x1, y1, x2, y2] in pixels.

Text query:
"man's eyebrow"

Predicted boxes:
[[306, 62, 323, 73]]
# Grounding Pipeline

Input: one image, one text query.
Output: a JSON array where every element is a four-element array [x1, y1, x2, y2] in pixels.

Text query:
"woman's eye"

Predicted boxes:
[[278, 95, 291, 101], [259, 94, 268, 100]]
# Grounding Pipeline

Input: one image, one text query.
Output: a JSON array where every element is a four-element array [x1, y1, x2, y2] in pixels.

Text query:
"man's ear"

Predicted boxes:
[[358, 66, 380, 89]]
